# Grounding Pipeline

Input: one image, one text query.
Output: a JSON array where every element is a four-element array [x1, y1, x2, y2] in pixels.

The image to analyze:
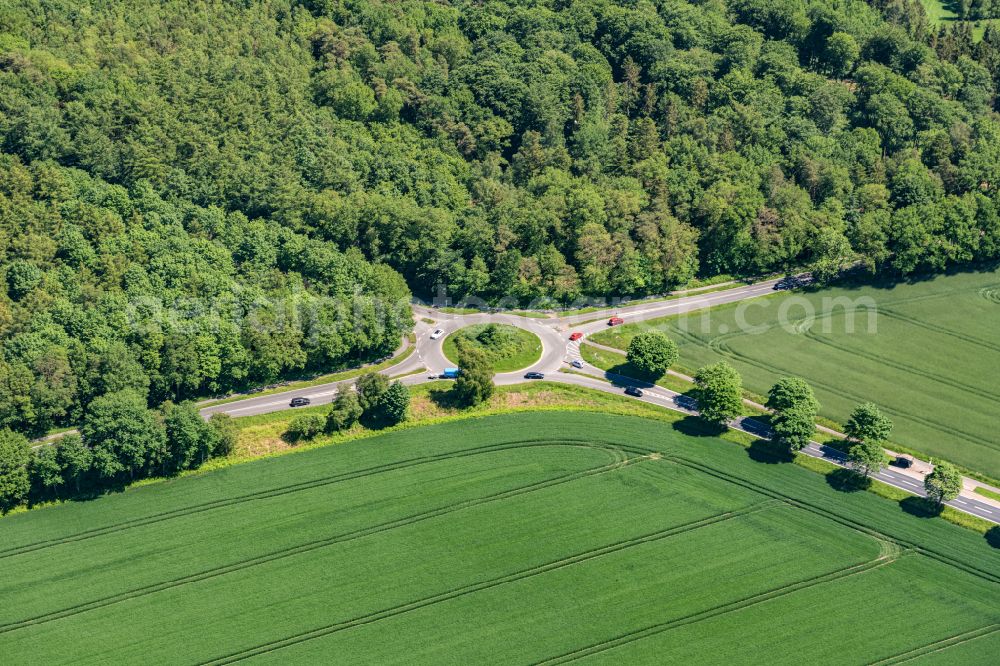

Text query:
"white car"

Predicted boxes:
[[430, 328, 445, 340]]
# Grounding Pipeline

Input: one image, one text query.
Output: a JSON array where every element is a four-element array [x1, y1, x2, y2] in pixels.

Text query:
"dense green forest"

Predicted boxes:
[[0, 157, 411, 436], [2, 0, 1000, 444]]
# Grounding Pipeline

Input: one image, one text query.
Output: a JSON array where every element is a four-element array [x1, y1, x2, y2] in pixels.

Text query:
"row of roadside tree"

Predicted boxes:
[[626, 330, 963, 508]]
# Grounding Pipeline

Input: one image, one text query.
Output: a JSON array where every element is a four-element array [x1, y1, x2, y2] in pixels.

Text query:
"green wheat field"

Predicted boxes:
[[0, 413, 996, 663]]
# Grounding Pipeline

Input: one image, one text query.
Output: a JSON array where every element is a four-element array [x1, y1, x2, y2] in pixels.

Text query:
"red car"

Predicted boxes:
[[608, 317, 624, 326], [569, 332, 583, 341]]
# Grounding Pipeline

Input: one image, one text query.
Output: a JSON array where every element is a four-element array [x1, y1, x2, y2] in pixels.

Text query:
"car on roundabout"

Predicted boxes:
[[569, 332, 583, 341], [571, 359, 584, 368], [524, 372, 545, 379], [290, 396, 311, 407], [624, 386, 643, 398], [429, 328, 445, 340]]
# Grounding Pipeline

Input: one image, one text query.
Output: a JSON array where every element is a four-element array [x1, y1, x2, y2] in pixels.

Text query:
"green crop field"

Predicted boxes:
[[591, 269, 1000, 480], [0, 412, 996, 663]]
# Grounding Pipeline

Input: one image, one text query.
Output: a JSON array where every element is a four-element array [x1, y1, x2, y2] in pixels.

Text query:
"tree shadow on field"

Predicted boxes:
[[606, 361, 660, 385], [825, 468, 871, 493], [828, 259, 1000, 294], [359, 410, 396, 431], [985, 526, 1000, 549], [900, 496, 943, 519], [28, 482, 116, 508], [428, 386, 464, 410], [71, 488, 111, 502], [91, 476, 129, 496], [747, 438, 795, 464], [671, 415, 725, 438]]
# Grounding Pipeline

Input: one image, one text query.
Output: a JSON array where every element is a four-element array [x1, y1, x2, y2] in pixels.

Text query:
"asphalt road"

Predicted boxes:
[[563, 276, 790, 328], [198, 277, 1000, 525]]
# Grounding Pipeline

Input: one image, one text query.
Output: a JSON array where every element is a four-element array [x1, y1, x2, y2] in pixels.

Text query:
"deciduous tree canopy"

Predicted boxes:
[[626, 332, 679, 377], [1, 0, 998, 322], [694, 361, 744, 426], [767, 377, 820, 451], [2, 0, 1000, 512]]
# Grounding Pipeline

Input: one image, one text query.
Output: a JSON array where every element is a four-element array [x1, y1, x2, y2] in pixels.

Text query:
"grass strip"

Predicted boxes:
[[974, 486, 1000, 502]]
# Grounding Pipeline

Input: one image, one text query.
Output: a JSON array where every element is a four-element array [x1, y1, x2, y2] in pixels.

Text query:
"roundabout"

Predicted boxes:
[[414, 311, 567, 383], [441, 323, 543, 373]]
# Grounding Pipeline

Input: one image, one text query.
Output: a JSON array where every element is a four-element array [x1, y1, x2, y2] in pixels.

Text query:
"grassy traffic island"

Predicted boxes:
[[442, 323, 542, 372], [1, 408, 996, 663]]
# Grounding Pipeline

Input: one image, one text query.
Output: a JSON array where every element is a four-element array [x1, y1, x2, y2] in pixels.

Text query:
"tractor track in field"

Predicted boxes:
[[627, 281, 997, 347], [802, 326, 1000, 403], [0, 443, 653, 635], [980, 285, 1000, 305], [195, 501, 781, 666], [869, 624, 1000, 665], [0, 439, 642, 560], [666, 455, 906, 547], [8, 430, 997, 659], [670, 293, 1000, 406], [663, 292, 1000, 463], [879, 308, 1000, 354], [666, 455, 1000, 585], [32, 434, 978, 650], [534, 553, 905, 665], [706, 332, 1000, 455]]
